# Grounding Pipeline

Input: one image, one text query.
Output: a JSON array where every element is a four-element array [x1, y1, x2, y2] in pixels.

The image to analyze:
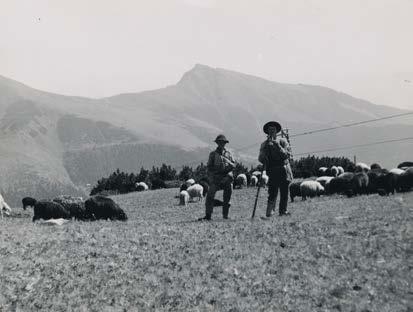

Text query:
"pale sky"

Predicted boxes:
[[1, 0, 413, 109]]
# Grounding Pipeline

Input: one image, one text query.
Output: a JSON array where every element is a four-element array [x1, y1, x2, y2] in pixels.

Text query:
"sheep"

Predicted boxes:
[[326, 172, 354, 195], [179, 190, 189, 206], [289, 181, 302, 202], [250, 175, 258, 187], [355, 162, 370, 173], [396, 167, 413, 192], [316, 176, 334, 188], [330, 166, 339, 177], [251, 171, 262, 177], [300, 181, 324, 200], [22, 197, 71, 222], [397, 161, 413, 169], [136, 182, 149, 192], [185, 178, 196, 187], [317, 167, 328, 177], [370, 163, 382, 170], [337, 166, 345, 175], [84, 196, 127, 221], [52, 195, 86, 220], [260, 173, 269, 187], [389, 168, 405, 175], [346, 172, 369, 197], [187, 184, 204, 202], [234, 174, 247, 189], [367, 169, 389, 194], [0, 193, 12, 219]]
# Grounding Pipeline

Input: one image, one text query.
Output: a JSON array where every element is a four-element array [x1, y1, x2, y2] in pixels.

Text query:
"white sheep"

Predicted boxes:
[[187, 184, 204, 202], [330, 166, 339, 177], [0, 193, 12, 219], [136, 182, 149, 191], [318, 167, 328, 176], [235, 174, 247, 188], [252, 171, 262, 177], [337, 166, 344, 175], [185, 178, 196, 187], [300, 181, 325, 200], [316, 176, 334, 188], [179, 190, 189, 206], [261, 174, 269, 187], [355, 162, 370, 173], [250, 175, 258, 187], [389, 168, 404, 175]]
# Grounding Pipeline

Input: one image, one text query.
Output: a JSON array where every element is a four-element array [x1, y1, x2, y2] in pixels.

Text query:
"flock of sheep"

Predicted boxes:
[[1, 161, 412, 222], [176, 161, 413, 207], [0, 195, 127, 222]]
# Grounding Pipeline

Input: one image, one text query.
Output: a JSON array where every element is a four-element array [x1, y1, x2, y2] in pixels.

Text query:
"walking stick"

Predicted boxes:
[[251, 167, 265, 219]]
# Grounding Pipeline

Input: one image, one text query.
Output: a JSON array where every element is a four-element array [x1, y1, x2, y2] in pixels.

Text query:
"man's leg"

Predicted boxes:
[[279, 173, 290, 215], [266, 174, 279, 217], [203, 183, 218, 220], [222, 178, 233, 219]]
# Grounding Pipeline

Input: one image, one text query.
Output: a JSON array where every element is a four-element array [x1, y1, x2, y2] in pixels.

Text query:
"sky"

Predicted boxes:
[[1, 0, 413, 109]]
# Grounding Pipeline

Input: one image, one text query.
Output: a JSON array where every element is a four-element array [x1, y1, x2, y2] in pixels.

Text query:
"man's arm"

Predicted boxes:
[[258, 141, 268, 165]]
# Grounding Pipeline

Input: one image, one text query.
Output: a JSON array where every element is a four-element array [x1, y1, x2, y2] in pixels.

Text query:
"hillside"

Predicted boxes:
[[0, 65, 412, 204]]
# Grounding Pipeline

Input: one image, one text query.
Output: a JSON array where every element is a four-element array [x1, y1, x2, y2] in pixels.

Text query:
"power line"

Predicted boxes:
[[293, 136, 413, 157], [290, 112, 413, 138]]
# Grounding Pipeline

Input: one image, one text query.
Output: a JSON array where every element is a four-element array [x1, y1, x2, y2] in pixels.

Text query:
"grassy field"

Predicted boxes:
[[1, 187, 412, 312]]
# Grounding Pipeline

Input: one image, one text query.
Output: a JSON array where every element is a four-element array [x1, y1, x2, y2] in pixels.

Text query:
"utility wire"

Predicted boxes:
[[293, 136, 413, 157]]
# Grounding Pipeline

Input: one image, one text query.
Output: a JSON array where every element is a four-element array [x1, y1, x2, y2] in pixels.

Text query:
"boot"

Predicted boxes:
[[266, 200, 276, 217], [222, 203, 231, 219]]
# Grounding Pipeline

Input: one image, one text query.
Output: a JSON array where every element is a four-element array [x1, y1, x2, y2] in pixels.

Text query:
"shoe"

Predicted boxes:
[[279, 212, 291, 216], [197, 216, 211, 221]]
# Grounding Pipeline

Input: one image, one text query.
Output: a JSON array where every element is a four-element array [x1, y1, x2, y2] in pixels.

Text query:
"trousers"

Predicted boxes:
[[205, 175, 233, 218], [266, 167, 289, 216]]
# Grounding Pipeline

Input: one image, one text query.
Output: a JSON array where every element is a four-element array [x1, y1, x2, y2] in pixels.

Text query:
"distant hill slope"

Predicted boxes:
[[0, 65, 412, 205]]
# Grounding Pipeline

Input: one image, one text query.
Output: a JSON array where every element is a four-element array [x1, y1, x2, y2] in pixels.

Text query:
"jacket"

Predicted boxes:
[[258, 137, 293, 181]]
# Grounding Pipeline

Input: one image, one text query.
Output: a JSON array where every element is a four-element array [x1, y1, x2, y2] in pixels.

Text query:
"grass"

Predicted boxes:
[[0, 187, 412, 311]]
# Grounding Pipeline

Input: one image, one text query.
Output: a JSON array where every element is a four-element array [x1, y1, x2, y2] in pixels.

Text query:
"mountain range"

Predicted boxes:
[[1, 64, 412, 205]]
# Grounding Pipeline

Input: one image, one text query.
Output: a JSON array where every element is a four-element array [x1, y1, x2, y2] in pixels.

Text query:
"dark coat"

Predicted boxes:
[[85, 196, 127, 221]]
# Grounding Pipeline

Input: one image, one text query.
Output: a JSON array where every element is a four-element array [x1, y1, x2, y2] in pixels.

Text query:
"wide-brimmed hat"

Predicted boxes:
[[214, 134, 229, 143], [263, 121, 282, 134]]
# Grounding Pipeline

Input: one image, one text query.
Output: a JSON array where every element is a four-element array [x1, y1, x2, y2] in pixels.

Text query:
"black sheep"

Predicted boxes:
[[85, 196, 127, 221], [22, 197, 71, 222], [326, 172, 354, 195], [346, 172, 369, 197], [397, 167, 413, 192], [52, 197, 87, 220], [288, 181, 302, 202], [397, 161, 413, 169]]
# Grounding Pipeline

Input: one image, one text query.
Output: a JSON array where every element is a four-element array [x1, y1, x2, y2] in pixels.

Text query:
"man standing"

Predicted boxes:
[[198, 134, 236, 221], [258, 121, 293, 217]]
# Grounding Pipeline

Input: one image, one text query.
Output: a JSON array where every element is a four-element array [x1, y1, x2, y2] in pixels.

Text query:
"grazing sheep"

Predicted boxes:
[[355, 162, 370, 173], [346, 172, 369, 197], [259, 174, 269, 187], [53, 195, 86, 220], [316, 176, 334, 188], [250, 175, 258, 187], [367, 169, 389, 194], [252, 171, 262, 177], [187, 184, 204, 202], [396, 167, 413, 192], [185, 178, 196, 187], [389, 168, 405, 175], [84, 196, 127, 221], [318, 167, 328, 177], [397, 161, 413, 169], [300, 181, 324, 200], [179, 190, 189, 206], [326, 172, 354, 195], [234, 174, 247, 189], [22, 197, 71, 222], [337, 166, 345, 175], [370, 163, 382, 170], [136, 182, 149, 192], [289, 181, 302, 202], [330, 166, 339, 177], [0, 193, 12, 219]]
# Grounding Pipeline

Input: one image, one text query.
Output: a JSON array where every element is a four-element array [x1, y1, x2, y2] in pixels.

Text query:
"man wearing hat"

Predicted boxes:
[[199, 134, 236, 221], [258, 121, 293, 217]]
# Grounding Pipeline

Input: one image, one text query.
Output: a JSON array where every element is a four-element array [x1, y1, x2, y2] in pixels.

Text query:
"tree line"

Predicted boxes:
[[90, 155, 354, 195]]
